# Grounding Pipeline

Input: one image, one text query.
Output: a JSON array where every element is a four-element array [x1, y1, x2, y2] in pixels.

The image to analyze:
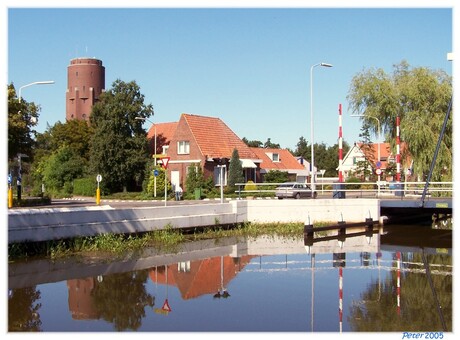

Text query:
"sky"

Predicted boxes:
[[4, 1, 454, 152]]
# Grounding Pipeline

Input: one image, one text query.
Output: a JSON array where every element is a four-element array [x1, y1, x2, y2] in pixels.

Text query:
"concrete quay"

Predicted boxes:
[[8, 199, 381, 244]]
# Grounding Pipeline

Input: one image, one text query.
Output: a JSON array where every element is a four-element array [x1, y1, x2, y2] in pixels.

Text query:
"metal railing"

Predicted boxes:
[[235, 181, 453, 199]]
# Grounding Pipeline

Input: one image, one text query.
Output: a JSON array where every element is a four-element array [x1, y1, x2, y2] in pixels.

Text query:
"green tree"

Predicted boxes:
[[89, 79, 154, 193], [228, 148, 244, 189], [41, 145, 86, 195], [264, 138, 280, 149], [185, 163, 205, 197], [347, 60, 452, 181], [144, 163, 171, 198], [7, 83, 40, 161], [242, 137, 263, 148], [35, 120, 93, 162], [264, 170, 289, 183]]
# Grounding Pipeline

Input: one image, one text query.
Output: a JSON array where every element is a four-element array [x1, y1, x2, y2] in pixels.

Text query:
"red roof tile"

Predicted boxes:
[[250, 147, 305, 171], [147, 122, 178, 144], [181, 113, 258, 159]]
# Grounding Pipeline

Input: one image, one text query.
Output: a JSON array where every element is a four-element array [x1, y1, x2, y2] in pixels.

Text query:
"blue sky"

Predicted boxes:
[[5, 2, 454, 151]]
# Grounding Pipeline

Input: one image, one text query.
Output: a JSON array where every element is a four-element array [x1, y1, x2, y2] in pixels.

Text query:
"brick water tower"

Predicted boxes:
[[66, 57, 105, 121]]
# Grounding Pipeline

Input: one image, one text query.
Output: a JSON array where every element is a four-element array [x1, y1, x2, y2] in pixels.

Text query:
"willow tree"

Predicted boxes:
[[347, 60, 452, 181], [89, 79, 154, 193]]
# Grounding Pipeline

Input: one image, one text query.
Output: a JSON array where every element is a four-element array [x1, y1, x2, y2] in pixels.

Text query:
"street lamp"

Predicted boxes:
[[136, 116, 157, 197], [18, 81, 55, 103], [310, 62, 333, 193], [16, 80, 54, 200]]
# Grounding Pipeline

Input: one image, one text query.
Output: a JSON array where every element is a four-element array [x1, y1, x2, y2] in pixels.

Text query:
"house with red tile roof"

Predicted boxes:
[[339, 142, 412, 181], [165, 113, 261, 191], [250, 147, 309, 182], [147, 121, 178, 156], [147, 113, 310, 192]]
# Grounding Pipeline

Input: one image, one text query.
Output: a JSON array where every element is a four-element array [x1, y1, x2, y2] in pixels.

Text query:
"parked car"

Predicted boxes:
[[275, 182, 318, 199]]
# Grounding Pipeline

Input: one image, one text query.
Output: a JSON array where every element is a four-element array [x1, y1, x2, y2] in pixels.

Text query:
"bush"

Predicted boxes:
[[346, 177, 361, 190], [73, 177, 97, 196], [244, 180, 257, 191]]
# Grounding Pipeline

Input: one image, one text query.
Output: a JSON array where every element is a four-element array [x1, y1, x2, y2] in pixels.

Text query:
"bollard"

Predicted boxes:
[[337, 221, 346, 236], [304, 224, 314, 238], [8, 187, 13, 208], [96, 187, 101, 205]]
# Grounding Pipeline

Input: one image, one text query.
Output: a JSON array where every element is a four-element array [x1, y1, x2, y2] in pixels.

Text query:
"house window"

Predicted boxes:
[[177, 141, 190, 155]]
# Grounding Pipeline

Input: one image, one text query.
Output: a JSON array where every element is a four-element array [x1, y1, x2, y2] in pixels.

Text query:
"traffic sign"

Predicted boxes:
[[96, 174, 102, 183], [375, 169, 382, 175], [8, 174, 12, 185], [153, 169, 159, 177], [160, 157, 170, 169], [376, 161, 382, 169]]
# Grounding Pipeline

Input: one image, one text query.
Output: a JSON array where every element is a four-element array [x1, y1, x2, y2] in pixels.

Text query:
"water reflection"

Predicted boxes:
[[8, 224, 452, 332]]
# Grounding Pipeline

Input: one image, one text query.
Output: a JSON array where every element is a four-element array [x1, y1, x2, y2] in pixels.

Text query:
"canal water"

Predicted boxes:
[[8, 222, 452, 333]]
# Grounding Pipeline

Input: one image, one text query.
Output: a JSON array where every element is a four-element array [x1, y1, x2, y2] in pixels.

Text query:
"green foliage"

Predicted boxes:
[[7, 83, 40, 161], [89, 79, 154, 193], [227, 148, 244, 188], [294, 137, 350, 177], [264, 169, 289, 183], [263, 138, 280, 149], [185, 163, 205, 197], [73, 177, 97, 196], [242, 137, 263, 147], [144, 164, 171, 197], [348, 60, 452, 180], [346, 176, 362, 190], [41, 145, 86, 195]]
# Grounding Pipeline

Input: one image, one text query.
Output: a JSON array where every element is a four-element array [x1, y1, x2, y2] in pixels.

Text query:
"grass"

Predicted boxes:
[[8, 221, 339, 262]]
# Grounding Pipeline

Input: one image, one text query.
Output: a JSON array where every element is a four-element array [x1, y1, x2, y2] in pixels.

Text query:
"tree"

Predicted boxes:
[[347, 60, 452, 181], [185, 163, 205, 196], [227, 148, 244, 189], [242, 137, 263, 148], [7, 83, 40, 161], [264, 138, 280, 149], [40, 145, 86, 195], [264, 170, 289, 183], [294, 136, 350, 177], [89, 79, 154, 193]]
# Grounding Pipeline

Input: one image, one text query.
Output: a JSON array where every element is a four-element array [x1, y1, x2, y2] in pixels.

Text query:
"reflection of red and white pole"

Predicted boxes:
[[339, 267, 343, 332], [338, 104, 344, 183], [396, 116, 401, 182], [396, 251, 401, 315]]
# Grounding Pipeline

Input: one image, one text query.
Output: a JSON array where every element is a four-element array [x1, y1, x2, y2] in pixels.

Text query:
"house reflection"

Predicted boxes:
[[148, 255, 256, 300]]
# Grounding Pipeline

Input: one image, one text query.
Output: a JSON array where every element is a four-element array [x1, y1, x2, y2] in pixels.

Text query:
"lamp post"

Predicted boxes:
[[16, 80, 54, 200], [18, 81, 55, 103], [351, 114, 381, 196], [310, 62, 333, 193], [136, 116, 157, 197]]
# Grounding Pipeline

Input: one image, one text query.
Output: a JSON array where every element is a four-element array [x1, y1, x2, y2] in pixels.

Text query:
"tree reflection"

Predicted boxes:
[[348, 253, 452, 331], [8, 287, 42, 331], [91, 270, 155, 331]]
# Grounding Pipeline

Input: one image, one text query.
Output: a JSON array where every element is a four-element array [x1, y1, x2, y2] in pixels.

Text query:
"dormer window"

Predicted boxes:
[[177, 141, 190, 155], [266, 152, 280, 162]]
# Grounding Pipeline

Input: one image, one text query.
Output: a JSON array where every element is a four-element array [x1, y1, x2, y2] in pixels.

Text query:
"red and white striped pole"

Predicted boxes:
[[396, 116, 401, 182], [396, 251, 401, 315], [339, 267, 343, 332], [338, 104, 343, 183]]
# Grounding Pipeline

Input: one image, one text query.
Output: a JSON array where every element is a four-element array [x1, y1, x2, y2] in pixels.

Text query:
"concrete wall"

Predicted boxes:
[[232, 199, 380, 225], [8, 199, 380, 244]]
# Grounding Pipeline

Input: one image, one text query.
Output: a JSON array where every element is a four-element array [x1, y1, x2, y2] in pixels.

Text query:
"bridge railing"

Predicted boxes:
[[235, 181, 453, 199]]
